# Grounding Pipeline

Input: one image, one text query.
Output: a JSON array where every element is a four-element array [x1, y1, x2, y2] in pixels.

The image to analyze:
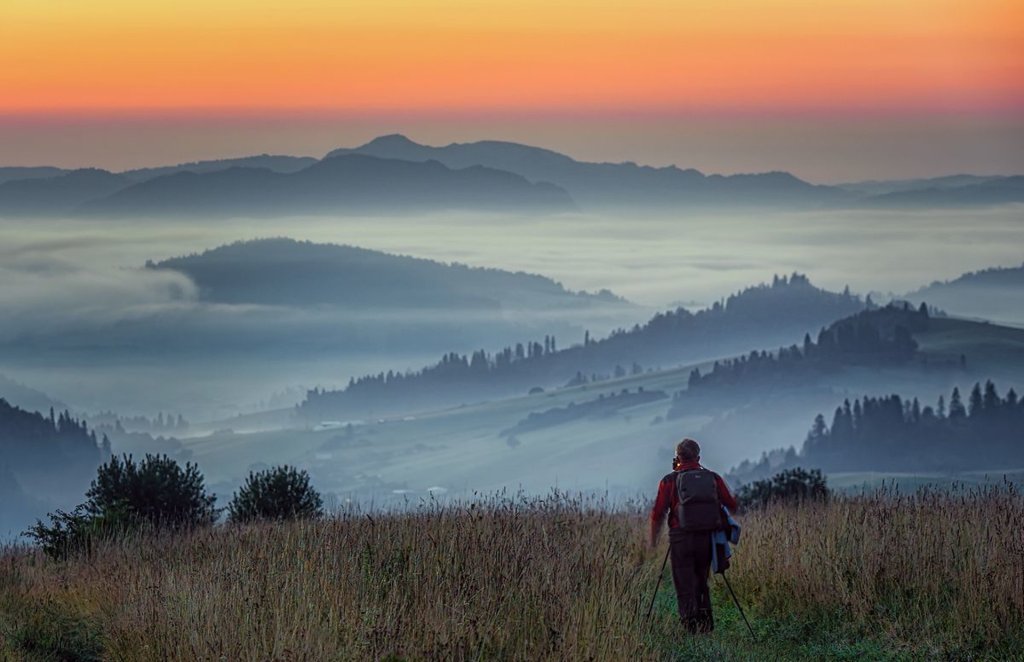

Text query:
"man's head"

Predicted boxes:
[[676, 438, 701, 463]]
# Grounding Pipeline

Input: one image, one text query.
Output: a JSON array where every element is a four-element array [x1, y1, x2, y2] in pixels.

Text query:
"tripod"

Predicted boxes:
[[645, 546, 757, 642], [644, 546, 671, 620]]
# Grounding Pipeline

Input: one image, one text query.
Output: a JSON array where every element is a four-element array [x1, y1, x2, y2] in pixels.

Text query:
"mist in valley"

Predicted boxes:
[[2, 204, 1024, 539]]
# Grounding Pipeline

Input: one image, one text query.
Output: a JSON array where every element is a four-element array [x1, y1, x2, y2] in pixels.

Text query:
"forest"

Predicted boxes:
[[731, 380, 1024, 482], [668, 302, 933, 417], [298, 274, 864, 420], [0, 400, 108, 535]]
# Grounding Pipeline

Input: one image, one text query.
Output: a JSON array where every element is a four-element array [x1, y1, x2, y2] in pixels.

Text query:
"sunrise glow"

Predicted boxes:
[[2, 0, 1021, 115]]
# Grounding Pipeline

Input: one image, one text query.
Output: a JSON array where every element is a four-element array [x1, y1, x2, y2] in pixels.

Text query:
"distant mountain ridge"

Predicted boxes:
[[1, 135, 1022, 216], [0, 168, 131, 215], [121, 154, 318, 182], [836, 174, 1010, 196], [859, 176, 1024, 208], [0, 166, 67, 186], [326, 134, 845, 210], [77, 154, 574, 217]]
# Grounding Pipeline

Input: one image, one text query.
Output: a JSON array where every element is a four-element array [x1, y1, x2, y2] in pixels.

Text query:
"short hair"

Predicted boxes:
[[676, 438, 700, 461]]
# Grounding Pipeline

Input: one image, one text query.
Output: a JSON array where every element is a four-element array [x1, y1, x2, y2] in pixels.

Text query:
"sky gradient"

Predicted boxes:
[[2, 0, 1022, 180]]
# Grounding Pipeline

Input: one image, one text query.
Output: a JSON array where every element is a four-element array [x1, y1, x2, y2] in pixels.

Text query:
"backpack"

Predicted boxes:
[[675, 469, 722, 532]]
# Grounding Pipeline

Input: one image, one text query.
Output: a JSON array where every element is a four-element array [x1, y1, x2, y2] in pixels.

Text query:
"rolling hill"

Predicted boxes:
[[904, 263, 1024, 326], [183, 307, 1024, 503], [76, 154, 574, 217], [0, 169, 131, 215], [295, 273, 866, 421], [148, 238, 625, 312]]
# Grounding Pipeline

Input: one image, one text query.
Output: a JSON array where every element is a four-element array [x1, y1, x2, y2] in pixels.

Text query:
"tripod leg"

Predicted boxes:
[[721, 572, 757, 642], [646, 546, 671, 620]]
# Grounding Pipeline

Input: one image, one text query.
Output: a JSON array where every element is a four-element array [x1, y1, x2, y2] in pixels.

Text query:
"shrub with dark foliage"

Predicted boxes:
[[737, 467, 829, 509], [24, 504, 134, 561], [227, 465, 323, 523], [26, 454, 217, 559], [85, 454, 217, 528]]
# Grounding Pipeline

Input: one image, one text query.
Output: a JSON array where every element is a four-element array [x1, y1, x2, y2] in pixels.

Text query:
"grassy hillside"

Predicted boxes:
[[2, 489, 1021, 660], [916, 317, 1024, 367]]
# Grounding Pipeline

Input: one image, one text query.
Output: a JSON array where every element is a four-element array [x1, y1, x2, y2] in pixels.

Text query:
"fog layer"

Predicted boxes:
[[1, 207, 1022, 418]]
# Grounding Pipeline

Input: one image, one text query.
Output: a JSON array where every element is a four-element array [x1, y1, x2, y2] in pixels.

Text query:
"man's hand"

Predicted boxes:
[[648, 532, 659, 550]]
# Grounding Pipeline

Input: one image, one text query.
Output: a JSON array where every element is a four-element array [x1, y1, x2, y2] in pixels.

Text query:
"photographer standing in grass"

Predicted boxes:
[[650, 438, 738, 634]]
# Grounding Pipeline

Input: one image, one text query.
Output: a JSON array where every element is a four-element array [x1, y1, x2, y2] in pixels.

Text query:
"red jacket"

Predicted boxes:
[[650, 459, 737, 543]]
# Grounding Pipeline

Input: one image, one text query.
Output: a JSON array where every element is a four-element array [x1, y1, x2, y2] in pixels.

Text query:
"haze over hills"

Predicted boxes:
[[0, 168, 131, 215], [185, 305, 1024, 502], [0, 166, 67, 186], [1, 135, 1022, 217], [77, 155, 574, 217], [327, 134, 847, 210], [120, 154, 319, 182], [0, 373, 67, 415], [857, 176, 1024, 208], [0, 399, 106, 537], [835, 174, 1011, 196], [0, 156, 320, 187], [4, 244, 1024, 531], [0, 238, 638, 417], [904, 263, 1024, 326], [148, 238, 626, 313], [297, 273, 866, 421]]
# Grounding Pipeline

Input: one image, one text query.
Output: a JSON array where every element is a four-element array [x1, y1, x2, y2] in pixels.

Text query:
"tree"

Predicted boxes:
[[949, 387, 967, 420], [983, 381, 1001, 413], [805, 414, 828, 449], [228, 465, 323, 523], [86, 454, 217, 529], [26, 453, 216, 560]]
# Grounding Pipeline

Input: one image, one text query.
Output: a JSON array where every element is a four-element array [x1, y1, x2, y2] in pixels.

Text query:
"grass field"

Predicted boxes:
[[2, 485, 1022, 661]]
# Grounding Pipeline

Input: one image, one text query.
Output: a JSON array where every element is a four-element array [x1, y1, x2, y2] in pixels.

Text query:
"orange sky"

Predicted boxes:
[[2, 0, 1021, 114]]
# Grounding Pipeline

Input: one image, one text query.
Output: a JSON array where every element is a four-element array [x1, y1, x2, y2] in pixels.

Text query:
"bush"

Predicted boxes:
[[25, 454, 216, 559], [737, 467, 829, 509], [85, 454, 217, 528], [24, 504, 136, 561], [227, 465, 323, 523]]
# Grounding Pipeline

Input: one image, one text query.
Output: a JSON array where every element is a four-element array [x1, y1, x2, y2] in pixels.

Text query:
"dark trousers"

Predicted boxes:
[[668, 527, 713, 633]]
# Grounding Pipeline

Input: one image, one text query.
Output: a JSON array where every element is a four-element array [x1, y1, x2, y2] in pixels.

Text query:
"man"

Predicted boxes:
[[649, 437, 738, 634]]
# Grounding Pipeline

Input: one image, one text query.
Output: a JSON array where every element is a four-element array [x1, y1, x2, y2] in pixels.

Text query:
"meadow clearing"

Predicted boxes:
[[2, 485, 1022, 661]]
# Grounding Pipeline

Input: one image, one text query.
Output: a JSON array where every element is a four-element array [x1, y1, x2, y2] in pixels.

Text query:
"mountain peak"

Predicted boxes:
[[360, 134, 421, 149]]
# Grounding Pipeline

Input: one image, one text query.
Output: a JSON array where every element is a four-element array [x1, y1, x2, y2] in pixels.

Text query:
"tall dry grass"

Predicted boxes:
[[1, 485, 1022, 660], [730, 482, 1024, 655], [1, 494, 662, 661]]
